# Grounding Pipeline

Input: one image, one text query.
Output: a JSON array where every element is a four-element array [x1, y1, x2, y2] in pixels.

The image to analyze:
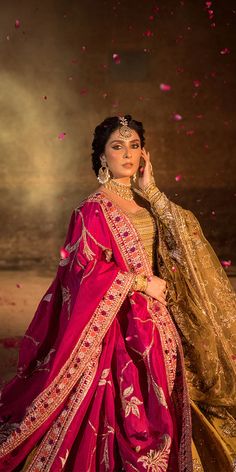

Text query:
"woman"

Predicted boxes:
[[0, 115, 235, 471]]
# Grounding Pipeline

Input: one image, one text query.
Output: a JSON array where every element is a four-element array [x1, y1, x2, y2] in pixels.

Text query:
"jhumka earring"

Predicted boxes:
[[97, 155, 111, 184]]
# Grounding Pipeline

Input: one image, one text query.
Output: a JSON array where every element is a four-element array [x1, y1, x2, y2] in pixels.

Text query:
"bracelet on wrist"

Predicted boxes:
[[132, 274, 148, 293]]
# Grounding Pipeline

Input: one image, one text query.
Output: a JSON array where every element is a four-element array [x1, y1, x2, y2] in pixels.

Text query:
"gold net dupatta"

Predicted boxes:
[[135, 186, 236, 409]]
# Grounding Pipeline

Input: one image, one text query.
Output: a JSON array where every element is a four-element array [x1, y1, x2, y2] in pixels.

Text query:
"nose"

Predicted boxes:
[[123, 147, 132, 158]]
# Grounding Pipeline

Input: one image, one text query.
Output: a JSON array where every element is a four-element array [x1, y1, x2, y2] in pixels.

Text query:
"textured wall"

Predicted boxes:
[[0, 0, 235, 271]]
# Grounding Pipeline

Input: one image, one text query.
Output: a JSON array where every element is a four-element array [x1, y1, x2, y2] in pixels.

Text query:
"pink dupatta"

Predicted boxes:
[[0, 192, 192, 471]]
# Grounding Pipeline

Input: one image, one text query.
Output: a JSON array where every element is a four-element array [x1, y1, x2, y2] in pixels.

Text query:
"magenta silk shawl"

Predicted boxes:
[[0, 192, 192, 472]]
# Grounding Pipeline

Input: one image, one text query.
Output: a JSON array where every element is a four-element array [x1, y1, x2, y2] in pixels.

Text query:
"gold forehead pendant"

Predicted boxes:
[[118, 116, 133, 140]]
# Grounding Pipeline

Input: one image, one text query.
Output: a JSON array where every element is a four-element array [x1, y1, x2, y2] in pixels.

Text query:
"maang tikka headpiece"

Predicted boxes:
[[118, 116, 133, 140]]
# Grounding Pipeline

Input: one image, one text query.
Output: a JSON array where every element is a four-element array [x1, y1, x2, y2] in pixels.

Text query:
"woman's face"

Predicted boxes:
[[103, 128, 142, 180]]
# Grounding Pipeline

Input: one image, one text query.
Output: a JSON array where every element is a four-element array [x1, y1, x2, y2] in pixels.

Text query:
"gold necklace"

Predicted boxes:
[[104, 179, 134, 201]]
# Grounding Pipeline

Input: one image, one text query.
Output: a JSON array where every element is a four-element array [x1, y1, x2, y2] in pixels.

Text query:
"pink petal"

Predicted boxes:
[[143, 29, 154, 37], [193, 80, 201, 88], [186, 130, 194, 136], [176, 67, 184, 74], [112, 53, 121, 64], [160, 83, 171, 91], [80, 88, 88, 95], [171, 266, 177, 272], [60, 247, 69, 259], [175, 174, 182, 182], [15, 19, 20, 28], [16, 283, 22, 288], [58, 132, 66, 140], [173, 113, 182, 121], [220, 260, 231, 268], [125, 336, 132, 342], [81, 46, 87, 52], [220, 48, 230, 55]]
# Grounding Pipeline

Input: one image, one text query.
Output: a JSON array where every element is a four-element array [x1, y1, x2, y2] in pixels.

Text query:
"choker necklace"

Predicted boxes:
[[104, 179, 134, 201]]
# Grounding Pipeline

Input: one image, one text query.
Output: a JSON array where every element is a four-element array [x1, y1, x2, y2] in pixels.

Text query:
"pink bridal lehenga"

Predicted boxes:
[[0, 188, 227, 471], [0, 186, 235, 472]]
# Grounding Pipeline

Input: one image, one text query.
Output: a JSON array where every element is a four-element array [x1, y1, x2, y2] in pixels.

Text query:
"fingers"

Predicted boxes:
[[141, 148, 150, 162]]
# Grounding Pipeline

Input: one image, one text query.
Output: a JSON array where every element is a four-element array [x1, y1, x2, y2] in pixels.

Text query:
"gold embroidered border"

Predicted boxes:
[[89, 192, 153, 278], [26, 352, 100, 471]]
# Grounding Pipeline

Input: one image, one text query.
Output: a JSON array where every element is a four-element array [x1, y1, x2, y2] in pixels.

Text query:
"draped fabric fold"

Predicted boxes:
[[135, 186, 236, 469], [0, 194, 192, 471]]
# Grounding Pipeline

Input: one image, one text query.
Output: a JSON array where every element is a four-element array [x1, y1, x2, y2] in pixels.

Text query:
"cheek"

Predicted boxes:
[[106, 154, 119, 169]]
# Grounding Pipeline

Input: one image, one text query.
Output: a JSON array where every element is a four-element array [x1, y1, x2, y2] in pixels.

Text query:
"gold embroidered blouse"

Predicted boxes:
[[125, 207, 158, 274]]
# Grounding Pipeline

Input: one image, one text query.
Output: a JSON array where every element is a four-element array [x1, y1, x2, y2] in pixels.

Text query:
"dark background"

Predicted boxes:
[[0, 0, 235, 272]]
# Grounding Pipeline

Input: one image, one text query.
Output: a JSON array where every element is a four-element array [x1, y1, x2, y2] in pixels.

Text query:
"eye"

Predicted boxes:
[[132, 143, 140, 148], [112, 145, 122, 150]]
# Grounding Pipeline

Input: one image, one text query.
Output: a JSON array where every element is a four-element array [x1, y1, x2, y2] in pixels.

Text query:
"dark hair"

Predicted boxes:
[[91, 114, 145, 176]]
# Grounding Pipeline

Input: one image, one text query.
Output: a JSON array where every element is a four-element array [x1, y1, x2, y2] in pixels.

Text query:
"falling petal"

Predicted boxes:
[[160, 83, 171, 91], [125, 336, 132, 342], [173, 113, 182, 121], [220, 260, 231, 268], [15, 19, 20, 28], [60, 248, 69, 259], [58, 132, 66, 140], [171, 266, 177, 272], [175, 175, 182, 182], [220, 48, 230, 55], [16, 284, 22, 288], [176, 67, 184, 74], [193, 80, 201, 88], [80, 88, 88, 95], [81, 46, 87, 52], [175, 35, 184, 44], [112, 53, 121, 64], [143, 29, 153, 37], [186, 130, 194, 136], [43, 96, 47, 100]]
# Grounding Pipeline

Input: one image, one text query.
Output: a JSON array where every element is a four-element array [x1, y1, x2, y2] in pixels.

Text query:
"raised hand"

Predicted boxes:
[[138, 147, 155, 191]]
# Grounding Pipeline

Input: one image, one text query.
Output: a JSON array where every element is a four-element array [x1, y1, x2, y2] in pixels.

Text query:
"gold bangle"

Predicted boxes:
[[132, 274, 148, 292]]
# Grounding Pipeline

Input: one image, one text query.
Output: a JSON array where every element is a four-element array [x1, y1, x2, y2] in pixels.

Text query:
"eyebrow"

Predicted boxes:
[[109, 139, 140, 144]]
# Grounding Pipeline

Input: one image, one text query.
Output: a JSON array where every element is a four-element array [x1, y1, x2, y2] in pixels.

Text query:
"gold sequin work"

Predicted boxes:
[[125, 207, 158, 273]]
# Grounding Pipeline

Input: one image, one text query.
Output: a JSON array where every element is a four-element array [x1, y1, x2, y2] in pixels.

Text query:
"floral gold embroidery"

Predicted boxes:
[[98, 368, 112, 387], [121, 385, 143, 419], [137, 434, 171, 471]]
